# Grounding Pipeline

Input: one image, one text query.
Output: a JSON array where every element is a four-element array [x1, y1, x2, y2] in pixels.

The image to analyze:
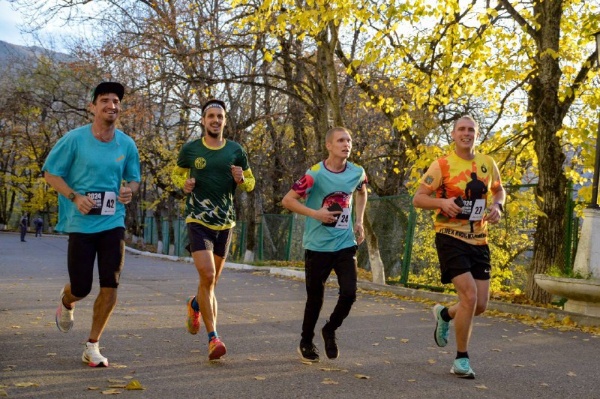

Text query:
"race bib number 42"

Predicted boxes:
[[86, 191, 117, 215]]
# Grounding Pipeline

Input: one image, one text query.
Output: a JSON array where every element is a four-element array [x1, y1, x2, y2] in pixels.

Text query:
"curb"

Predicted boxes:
[[125, 247, 600, 328]]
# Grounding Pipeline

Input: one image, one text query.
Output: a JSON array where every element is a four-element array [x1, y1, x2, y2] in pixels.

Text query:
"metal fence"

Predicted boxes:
[[143, 185, 580, 289]]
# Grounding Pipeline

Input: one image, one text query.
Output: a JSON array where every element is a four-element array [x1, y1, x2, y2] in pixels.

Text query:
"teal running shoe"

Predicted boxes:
[[432, 304, 449, 347], [450, 358, 475, 379]]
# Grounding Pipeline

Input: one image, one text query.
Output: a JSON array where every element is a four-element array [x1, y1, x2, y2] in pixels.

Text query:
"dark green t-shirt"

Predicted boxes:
[[176, 137, 249, 230]]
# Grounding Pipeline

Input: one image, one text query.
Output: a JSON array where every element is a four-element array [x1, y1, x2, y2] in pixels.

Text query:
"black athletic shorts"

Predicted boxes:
[[434, 233, 491, 284], [187, 222, 232, 258], [67, 227, 125, 298]]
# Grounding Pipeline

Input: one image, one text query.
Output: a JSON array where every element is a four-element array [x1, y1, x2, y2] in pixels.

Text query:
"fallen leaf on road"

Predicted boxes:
[[125, 380, 144, 390], [101, 389, 121, 395], [0, 389, 7, 397], [354, 374, 370, 379], [247, 357, 259, 361], [15, 382, 39, 388], [428, 359, 437, 364], [372, 343, 379, 346], [400, 339, 409, 343], [321, 378, 339, 385], [491, 348, 502, 352], [567, 371, 577, 377], [475, 384, 488, 389], [107, 379, 126, 384], [254, 376, 266, 381], [87, 387, 101, 390], [320, 367, 347, 372], [110, 364, 127, 369], [385, 337, 396, 340], [408, 379, 416, 382]]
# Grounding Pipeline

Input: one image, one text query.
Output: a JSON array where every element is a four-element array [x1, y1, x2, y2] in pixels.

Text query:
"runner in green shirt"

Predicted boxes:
[[172, 99, 255, 360]]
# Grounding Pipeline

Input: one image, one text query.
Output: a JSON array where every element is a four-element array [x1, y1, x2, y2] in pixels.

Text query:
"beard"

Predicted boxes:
[[206, 129, 220, 139]]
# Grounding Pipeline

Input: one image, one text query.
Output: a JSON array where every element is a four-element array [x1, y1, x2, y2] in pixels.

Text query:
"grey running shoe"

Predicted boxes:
[[55, 288, 74, 333]]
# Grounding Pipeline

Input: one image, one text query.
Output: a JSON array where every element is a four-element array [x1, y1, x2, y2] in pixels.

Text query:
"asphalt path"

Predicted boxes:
[[1, 233, 599, 399]]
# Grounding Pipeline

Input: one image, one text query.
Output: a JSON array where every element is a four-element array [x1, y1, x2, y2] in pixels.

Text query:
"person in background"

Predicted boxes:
[[412, 115, 505, 379], [19, 214, 28, 242], [282, 126, 368, 363], [172, 98, 255, 361], [34, 216, 43, 237], [42, 81, 141, 367]]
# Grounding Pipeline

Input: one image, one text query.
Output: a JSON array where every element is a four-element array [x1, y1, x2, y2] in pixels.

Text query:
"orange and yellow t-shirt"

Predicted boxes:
[[419, 152, 503, 245]]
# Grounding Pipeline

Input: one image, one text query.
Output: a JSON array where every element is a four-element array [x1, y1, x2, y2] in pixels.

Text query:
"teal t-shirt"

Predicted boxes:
[[42, 124, 141, 234], [291, 161, 367, 252], [176, 137, 250, 230]]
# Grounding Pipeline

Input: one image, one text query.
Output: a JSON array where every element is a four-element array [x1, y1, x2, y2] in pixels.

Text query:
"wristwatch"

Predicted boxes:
[[68, 192, 76, 202], [494, 202, 504, 212]]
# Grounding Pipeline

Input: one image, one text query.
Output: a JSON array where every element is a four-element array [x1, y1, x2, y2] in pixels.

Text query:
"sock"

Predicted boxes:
[[208, 331, 217, 342], [440, 307, 452, 322], [456, 351, 468, 359], [88, 339, 98, 344], [191, 297, 200, 312]]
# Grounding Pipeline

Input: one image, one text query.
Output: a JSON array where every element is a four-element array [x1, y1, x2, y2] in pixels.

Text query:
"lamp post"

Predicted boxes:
[[592, 31, 600, 208]]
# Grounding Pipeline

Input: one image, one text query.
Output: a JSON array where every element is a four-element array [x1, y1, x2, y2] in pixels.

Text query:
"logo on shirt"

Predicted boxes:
[[194, 157, 207, 169]]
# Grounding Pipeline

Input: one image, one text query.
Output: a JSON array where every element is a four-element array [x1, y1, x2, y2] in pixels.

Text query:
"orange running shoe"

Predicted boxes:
[[208, 337, 227, 360], [186, 296, 201, 335]]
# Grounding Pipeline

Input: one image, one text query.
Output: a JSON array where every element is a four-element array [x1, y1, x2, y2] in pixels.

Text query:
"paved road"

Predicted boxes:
[[1, 233, 599, 398]]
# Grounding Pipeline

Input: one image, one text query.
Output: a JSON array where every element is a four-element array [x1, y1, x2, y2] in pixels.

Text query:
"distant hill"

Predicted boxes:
[[0, 40, 71, 70]]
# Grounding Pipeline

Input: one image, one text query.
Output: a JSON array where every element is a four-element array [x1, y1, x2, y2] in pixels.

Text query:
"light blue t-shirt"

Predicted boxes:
[[42, 124, 141, 234], [291, 161, 367, 252]]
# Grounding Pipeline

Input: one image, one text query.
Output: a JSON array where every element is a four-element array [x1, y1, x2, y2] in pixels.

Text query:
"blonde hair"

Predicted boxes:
[[453, 115, 479, 132], [325, 127, 352, 143]]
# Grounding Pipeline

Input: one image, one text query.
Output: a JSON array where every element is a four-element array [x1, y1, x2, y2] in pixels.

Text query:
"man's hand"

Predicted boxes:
[[74, 194, 96, 215], [183, 178, 196, 194], [118, 185, 133, 204], [354, 222, 365, 245], [314, 206, 342, 224]]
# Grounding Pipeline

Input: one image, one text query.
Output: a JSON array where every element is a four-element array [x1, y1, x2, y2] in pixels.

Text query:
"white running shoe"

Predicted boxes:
[[82, 342, 109, 367], [55, 288, 74, 333]]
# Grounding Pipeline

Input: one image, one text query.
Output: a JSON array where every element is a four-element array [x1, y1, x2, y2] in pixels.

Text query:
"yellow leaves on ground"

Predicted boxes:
[[125, 380, 145, 390], [89, 378, 145, 395], [14, 382, 39, 387]]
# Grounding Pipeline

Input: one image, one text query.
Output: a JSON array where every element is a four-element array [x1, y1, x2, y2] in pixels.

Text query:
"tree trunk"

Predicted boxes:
[[363, 211, 386, 285], [524, 0, 567, 303]]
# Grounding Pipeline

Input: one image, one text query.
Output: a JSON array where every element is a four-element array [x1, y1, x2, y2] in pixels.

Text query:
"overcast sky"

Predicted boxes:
[[0, 1, 27, 45]]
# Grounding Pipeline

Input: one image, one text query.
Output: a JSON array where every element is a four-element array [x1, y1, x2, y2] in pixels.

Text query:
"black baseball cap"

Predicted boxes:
[[202, 99, 226, 115], [92, 82, 125, 102]]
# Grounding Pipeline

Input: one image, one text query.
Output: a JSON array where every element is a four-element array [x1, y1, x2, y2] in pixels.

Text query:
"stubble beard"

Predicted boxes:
[[207, 130, 220, 139]]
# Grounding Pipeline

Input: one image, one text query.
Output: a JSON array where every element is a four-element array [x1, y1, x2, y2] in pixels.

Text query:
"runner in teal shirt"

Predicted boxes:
[[283, 126, 368, 363]]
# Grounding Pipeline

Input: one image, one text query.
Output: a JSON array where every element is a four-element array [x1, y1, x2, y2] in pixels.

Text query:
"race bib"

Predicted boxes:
[[469, 199, 486, 221], [86, 191, 117, 215], [334, 208, 351, 229]]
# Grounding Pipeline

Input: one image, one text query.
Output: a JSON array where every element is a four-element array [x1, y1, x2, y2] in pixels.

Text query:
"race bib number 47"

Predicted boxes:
[[86, 191, 117, 215]]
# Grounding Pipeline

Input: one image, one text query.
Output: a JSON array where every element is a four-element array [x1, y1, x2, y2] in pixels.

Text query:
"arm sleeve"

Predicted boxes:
[[238, 168, 255, 192], [171, 165, 190, 190]]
